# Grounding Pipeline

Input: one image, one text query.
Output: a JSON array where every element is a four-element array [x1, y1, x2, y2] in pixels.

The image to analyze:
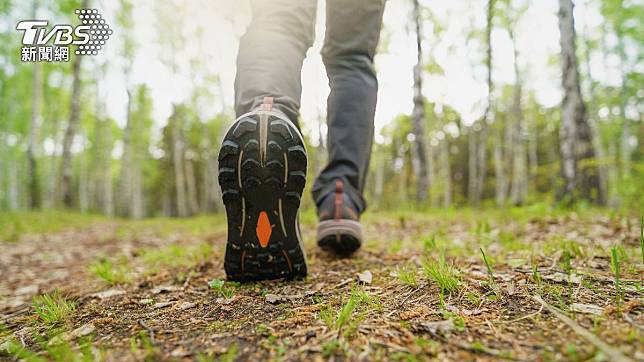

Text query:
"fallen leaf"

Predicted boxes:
[[357, 270, 373, 284], [139, 298, 154, 305]]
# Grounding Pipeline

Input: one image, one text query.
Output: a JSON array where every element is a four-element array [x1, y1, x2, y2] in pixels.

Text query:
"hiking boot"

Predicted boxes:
[[316, 180, 363, 255], [218, 97, 308, 282]]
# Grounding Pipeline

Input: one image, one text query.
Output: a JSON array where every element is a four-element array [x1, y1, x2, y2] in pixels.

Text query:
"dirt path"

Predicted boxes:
[[1, 210, 642, 361]]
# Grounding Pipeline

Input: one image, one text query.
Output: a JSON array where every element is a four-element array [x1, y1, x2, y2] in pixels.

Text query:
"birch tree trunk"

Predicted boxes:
[[185, 155, 200, 216], [411, 0, 430, 203], [617, 35, 631, 178], [581, 27, 607, 204], [557, 0, 599, 203], [119, 89, 134, 217], [27, 57, 41, 210], [27, 0, 41, 210], [170, 107, 188, 217], [468, 130, 478, 203], [79, 132, 89, 212], [440, 139, 452, 208], [509, 29, 527, 205], [474, 0, 495, 205], [493, 126, 508, 205], [59, 0, 88, 208]]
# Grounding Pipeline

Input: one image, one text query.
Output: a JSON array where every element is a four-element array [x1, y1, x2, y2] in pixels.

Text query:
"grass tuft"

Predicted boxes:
[[422, 256, 461, 295], [89, 259, 131, 285], [319, 287, 380, 338], [207, 279, 238, 299], [609, 246, 623, 311], [141, 242, 214, 273], [395, 264, 419, 287], [32, 291, 75, 326]]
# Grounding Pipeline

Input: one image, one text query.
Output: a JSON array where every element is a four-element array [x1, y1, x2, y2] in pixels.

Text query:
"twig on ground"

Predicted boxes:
[[500, 304, 544, 324], [0, 304, 30, 322], [531, 295, 634, 362]]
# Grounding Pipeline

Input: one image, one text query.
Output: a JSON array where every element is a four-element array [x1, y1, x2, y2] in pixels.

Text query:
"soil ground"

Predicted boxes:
[[0, 207, 642, 361]]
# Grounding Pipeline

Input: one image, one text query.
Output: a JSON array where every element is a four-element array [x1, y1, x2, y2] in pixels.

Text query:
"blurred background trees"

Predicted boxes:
[[0, 0, 641, 217]]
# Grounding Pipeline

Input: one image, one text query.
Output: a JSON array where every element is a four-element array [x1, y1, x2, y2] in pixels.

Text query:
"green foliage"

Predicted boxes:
[[0, 212, 103, 241], [422, 256, 461, 296], [141, 242, 214, 272], [218, 342, 238, 362], [610, 246, 623, 310], [207, 279, 238, 299], [32, 291, 76, 326], [395, 264, 419, 287], [480, 247, 495, 285], [640, 216, 644, 264], [89, 259, 131, 285], [318, 287, 380, 338]]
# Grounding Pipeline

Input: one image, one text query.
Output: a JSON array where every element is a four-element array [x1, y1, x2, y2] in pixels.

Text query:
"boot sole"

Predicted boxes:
[[316, 219, 363, 256], [218, 110, 308, 282]]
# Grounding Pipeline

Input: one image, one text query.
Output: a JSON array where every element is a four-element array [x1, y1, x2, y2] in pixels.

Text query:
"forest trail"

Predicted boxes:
[[1, 209, 642, 361]]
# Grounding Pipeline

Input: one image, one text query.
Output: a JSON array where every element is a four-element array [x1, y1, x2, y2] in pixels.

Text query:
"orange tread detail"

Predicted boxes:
[[256, 211, 272, 248]]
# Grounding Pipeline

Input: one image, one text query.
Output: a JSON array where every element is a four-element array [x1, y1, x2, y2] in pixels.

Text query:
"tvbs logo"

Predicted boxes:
[[17, 9, 112, 62]]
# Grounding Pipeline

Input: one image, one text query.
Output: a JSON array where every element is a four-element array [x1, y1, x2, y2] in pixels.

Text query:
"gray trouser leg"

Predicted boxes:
[[234, 0, 317, 125], [311, 0, 386, 213]]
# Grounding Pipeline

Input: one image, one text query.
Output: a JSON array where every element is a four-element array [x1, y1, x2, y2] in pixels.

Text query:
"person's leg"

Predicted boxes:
[[234, 0, 317, 124], [312, 0, 386, 213], [221, 0, 316, 281]]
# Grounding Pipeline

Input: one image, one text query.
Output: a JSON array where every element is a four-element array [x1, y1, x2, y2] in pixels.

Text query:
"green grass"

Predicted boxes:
[[395, 264, 419, 287], [89, 259, 131, 285], [640, 215, 644, 264], [610, 246, 623, 311], [141, 242, 214, 273], [480, 247, 495, 285], [0, 211, 104, 242], [207, 279, 239, 299], [422, 256, 461, 295], [319, 287, 381, 338], [32, 291, 76, 326], [3, 336, 100, 362]]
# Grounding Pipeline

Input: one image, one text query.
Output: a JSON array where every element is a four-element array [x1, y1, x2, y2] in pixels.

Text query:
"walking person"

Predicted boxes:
[[218, 0, 386, 281]]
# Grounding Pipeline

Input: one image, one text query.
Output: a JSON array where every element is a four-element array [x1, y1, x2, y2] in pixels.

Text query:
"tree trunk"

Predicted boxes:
[[170, 107, 188, 217], [440, 139, 452, 208], [509, 29, 527, 205], [78, 131, 89, 212], [59, 0, 86, 207], [474, 0, 495, 205], [493, 125, 508, 205], [581, 27, 607, 205], [616, 35, 631, 178], [528, 112, 538, 193], [557, 0, 599, 203], [27, 57, 42, 210], [411, 0, 430, 204], [185, 156, 200, 216], [120, 88, 134, 217], [467, 129, 478, 203], [102, 122, 114, 216]]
